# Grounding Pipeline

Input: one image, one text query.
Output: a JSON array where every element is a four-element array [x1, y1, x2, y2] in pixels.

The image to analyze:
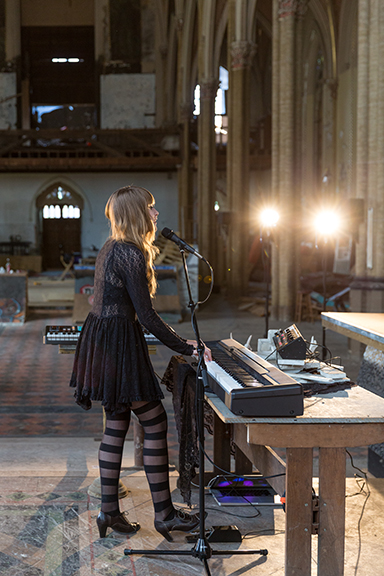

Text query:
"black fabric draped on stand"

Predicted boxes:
[[161, 355, 213, 506]]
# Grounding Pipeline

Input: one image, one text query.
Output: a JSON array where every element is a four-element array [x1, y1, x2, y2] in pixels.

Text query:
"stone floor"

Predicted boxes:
[[0, 295, 383, 575]]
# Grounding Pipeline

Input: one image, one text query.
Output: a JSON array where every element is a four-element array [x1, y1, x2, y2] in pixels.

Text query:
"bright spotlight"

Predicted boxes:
[[314, 209, 340, 237], [260, 208, 279, 229]]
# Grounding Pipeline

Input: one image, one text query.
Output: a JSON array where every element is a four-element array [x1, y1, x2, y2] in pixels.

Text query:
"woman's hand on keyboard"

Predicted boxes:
[[187, 340, 212, 362]]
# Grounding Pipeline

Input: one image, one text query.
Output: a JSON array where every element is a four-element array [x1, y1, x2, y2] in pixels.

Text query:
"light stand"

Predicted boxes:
[[260, 231, 272, 338], [124, 248, 268, 575], [321, 240, 328, 361], [258, 209, 279, 339]]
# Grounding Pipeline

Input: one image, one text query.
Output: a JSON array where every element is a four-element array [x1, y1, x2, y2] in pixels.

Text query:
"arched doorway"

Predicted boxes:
[[36, 183, 83, 269]]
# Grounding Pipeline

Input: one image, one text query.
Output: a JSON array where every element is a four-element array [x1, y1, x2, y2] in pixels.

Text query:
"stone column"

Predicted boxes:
[[355, 0, 369, 281], [178, 101, 194, 241], [197, 78, 217, 269], [352, 0, 384, 313], [226, 40, 255, 297], [271, 0, 307, 321], [175, 13, 194, 241], [354, 0, 384, 480], [155, 43, 168, 126], [271, 0, 281, 319]]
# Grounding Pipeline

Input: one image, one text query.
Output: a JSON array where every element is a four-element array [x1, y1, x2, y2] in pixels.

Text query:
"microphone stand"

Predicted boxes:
[[124, 248, 268, 575]]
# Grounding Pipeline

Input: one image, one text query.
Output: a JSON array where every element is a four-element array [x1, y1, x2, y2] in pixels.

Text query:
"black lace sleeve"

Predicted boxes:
[[114, 242, 194, 355]]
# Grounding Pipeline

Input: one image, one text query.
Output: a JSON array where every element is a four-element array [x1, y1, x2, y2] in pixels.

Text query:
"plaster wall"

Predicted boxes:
[[0, 73, 17, 129], [0, 172, 179, 257], [100, 74, 155, 129]]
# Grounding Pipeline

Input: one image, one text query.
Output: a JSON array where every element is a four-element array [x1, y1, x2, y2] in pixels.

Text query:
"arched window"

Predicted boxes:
[[39, 185, 82, 219], [36, 183, 83, 269]]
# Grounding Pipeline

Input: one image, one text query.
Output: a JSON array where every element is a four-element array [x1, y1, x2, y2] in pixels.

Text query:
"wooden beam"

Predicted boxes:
[[213, 411, 231, 476], [0, 156, 180, 171], [247, 422, 384, 448], [0, 127, 180, 139], [0, 92, 21, 105]]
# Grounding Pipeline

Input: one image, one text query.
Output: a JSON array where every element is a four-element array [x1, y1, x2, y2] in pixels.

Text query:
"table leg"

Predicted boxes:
[[285, 448, 313, 576], [234, 445, 253, 475], [213, 412, 231, 475], [318, 447, 346, 576]]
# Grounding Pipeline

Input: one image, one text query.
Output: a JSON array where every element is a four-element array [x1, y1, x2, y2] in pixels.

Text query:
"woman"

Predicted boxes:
[[69, 185, 211, 540]]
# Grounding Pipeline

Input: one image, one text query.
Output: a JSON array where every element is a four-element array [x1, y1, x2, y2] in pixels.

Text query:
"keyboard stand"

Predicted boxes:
[[58, 344, 77, 354]]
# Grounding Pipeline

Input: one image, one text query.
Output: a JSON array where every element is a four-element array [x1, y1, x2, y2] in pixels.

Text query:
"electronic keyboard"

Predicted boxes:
[[204, 338, 304, 417], [43, 325, 161, 345]]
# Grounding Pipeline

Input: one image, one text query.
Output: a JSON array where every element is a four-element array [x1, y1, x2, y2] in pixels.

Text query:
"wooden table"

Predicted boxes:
[[321, 312, 384, 351], [206, 386, 384, 576]]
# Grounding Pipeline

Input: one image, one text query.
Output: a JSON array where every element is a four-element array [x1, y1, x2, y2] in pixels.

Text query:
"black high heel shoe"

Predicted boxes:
[[154, 509, 202, 542], [97, 511, 140, 538]]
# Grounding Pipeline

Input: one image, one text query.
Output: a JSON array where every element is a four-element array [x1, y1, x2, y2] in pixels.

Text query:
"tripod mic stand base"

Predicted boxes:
[[192, 536, 213, 560], [124, 543, 269, 558]]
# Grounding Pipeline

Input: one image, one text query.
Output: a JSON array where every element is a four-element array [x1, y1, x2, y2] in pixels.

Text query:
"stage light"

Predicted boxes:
[[260, 208, 279, 229], [314, 209, 340, 238]]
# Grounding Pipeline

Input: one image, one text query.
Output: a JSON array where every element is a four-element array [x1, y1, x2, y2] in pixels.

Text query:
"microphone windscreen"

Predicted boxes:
[[161, 227, 173, 239]]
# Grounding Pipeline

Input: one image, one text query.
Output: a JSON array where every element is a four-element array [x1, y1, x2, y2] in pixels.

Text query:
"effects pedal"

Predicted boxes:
[[273, 324, 307, 360], [186, 525, 242, 543]]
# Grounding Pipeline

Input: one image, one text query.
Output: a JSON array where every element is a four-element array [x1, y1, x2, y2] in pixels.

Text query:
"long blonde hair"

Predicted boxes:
[[105, 185, 159, 296]]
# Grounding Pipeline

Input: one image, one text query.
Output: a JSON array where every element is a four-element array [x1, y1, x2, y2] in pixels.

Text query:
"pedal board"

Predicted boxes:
[[209, 475, 281, 507]]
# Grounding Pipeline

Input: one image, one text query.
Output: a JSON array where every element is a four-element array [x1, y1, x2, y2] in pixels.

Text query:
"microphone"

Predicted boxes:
[[161, 228, 204, 260]]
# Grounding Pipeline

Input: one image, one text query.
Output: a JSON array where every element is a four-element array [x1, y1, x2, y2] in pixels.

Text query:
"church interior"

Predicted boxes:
[[0, 0, 384, 574]]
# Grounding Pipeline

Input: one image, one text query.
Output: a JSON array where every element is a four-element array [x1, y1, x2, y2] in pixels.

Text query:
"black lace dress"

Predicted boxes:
[[69, 239, 194, 413]]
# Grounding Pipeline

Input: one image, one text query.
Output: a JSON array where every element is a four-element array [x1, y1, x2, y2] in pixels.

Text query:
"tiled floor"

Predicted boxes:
[[0, 309, 103, 438], [0, 298, 383, 575]]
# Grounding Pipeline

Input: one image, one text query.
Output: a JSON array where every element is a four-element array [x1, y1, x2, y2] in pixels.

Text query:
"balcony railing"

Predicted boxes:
[[0, 128, 181, 171]]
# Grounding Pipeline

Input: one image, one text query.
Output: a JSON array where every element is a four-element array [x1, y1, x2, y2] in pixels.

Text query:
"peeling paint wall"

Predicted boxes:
[[0, 73, 17, 129], [100, 73, 155, 128]]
